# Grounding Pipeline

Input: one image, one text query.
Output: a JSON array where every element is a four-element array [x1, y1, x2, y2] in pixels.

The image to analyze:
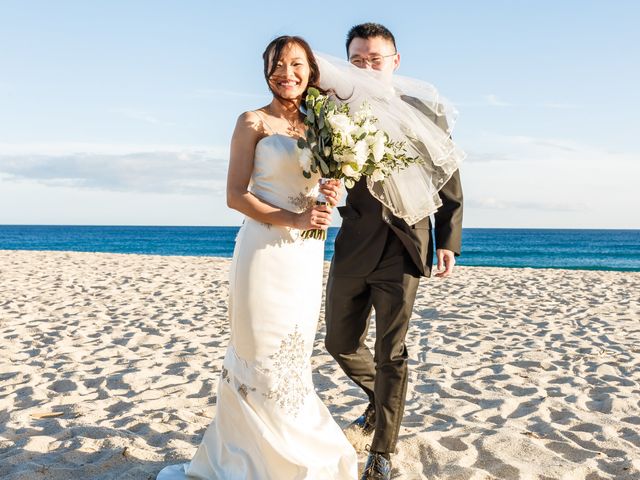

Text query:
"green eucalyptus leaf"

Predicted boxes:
[[306, 109, 315, 124], [311, 146, 325, 170], [319, 158, 330, 175]]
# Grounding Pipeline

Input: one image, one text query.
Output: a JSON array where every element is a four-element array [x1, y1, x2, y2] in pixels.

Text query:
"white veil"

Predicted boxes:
[[314, 52, 466, 225]]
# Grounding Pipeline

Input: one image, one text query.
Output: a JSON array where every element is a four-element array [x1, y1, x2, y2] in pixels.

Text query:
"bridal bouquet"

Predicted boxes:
[[297, 87, 417, 240]]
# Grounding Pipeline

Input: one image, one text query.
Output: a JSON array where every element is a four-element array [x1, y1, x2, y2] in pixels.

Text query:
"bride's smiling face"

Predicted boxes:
[[267, 43, 311, 101]]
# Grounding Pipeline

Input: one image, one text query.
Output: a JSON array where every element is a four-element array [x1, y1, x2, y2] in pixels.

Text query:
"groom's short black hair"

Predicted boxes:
[[346, 23, 397, 55]]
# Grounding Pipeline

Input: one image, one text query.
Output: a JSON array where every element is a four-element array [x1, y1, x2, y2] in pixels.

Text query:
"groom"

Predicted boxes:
[[325, 23, 464, 479]]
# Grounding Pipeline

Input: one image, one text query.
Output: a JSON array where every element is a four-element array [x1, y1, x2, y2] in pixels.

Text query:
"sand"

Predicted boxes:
[[1, 250, 638, 479]]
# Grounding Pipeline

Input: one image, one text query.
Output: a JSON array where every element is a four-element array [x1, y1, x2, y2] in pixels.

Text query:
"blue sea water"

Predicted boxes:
[[0, 225, 638, 272]]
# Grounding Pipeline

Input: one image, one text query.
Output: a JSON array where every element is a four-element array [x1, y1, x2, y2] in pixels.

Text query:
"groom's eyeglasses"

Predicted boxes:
[[349, 53, 397, 69]]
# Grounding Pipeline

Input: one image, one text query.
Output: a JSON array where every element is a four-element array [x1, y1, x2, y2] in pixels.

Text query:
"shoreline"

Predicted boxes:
[[2, 249, 639, 273]]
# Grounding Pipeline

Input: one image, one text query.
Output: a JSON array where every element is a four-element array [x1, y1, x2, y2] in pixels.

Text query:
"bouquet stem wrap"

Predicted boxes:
[[300, 178, 330, 241]]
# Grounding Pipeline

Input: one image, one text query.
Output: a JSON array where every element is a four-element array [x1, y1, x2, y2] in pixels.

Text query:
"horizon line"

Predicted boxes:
[[0, 224, 638, 231]]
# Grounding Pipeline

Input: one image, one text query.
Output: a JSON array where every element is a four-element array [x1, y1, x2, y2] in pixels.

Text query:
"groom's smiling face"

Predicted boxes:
[[348, 36, 400, 76]]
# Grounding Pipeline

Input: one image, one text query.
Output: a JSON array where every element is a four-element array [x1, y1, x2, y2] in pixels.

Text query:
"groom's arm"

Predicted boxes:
[[434, 169, 463, 256], [400, 95, 464, 252]]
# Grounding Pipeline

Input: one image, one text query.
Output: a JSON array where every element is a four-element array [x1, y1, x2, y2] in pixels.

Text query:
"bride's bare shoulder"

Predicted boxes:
[[234, 110, 268, 140], [238, 110, 259, 123]]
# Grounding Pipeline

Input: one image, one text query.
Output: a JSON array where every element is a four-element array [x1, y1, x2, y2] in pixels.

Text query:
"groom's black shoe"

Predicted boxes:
[[348, 403, 376, 435], [360, 452, 391, 480]]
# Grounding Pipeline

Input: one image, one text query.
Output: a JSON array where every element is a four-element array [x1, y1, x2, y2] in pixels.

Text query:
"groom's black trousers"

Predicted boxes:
[[325, 231, 421, 454]]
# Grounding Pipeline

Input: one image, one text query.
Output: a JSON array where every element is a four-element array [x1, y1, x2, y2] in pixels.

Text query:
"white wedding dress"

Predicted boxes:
[[157, 132, 358, 480]]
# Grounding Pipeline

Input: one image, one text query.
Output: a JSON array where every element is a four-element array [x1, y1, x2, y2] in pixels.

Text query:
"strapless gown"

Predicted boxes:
[[156, 134, 358, 480]]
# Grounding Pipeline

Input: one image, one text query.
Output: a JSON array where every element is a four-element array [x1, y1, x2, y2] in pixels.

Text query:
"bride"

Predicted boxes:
[[156, 36, 358, 479]]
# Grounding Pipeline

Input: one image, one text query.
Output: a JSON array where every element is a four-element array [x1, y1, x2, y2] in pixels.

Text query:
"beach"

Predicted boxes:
[[1, 250, 638, 479]]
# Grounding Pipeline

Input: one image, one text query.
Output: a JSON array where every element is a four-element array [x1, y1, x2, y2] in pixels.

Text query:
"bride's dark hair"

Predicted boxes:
[[262, 35, 321, 105]]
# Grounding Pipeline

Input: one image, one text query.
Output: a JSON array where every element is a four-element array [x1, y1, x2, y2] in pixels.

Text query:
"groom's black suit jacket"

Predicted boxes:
[[332, 96, 463, 278]]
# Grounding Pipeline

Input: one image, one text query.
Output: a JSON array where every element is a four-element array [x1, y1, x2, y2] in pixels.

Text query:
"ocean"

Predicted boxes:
[[0, 225, 638, 272]]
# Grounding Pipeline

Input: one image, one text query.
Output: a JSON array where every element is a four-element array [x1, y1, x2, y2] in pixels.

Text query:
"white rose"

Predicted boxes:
[[327, 113, 357, 137], [355, 126, 368, 139], [341, 163, 360, 178], [332, 130, 354, 148], [353, 140, 369, 167], [365, 132, 376, 146], [298, 147, 313, 171], [363, 120, 377, 135], [342, 133, 355, 147], [371, 131, 386, 163], [335, 150, 355, 166], [353, 104, 372, 123], [371, 168, 385, 182]]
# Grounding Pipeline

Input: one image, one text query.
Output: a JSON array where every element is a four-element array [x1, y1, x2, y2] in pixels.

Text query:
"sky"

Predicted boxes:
[[0, 0, 638, 228]]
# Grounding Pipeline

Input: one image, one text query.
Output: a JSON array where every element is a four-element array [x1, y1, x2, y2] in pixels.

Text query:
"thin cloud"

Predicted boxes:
[[541, 101, 579, 109], [530, 139, 579, 153], [462, 134, 639, 164], [0, 143, 227, 156], [468, 197, 587, 212], [454, 95, 580, 109], [463, 152, 515, 163], [0, 144, 230, 195], [484, 94, 513, 107], [110, 108, 176, 126], [190, 88, 269, 100]]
